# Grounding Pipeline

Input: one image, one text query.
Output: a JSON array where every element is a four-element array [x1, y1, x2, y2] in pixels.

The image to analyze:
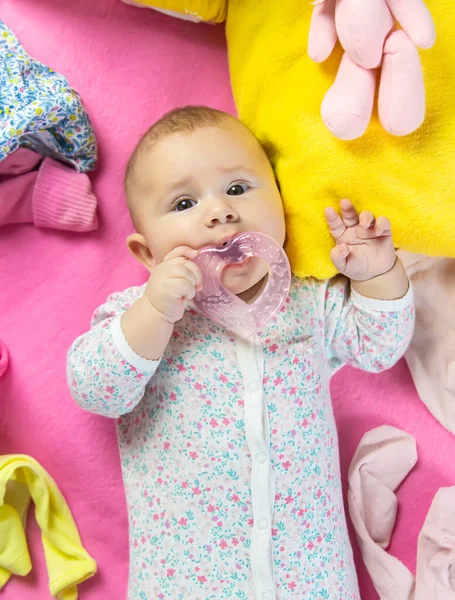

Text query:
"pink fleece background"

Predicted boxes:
[[0, 0, 453, 598]]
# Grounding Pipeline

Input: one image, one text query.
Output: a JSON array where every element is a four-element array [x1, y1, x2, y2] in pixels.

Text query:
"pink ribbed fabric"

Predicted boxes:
[[33, 158, 98, 232], [0, 149, 98, 232]]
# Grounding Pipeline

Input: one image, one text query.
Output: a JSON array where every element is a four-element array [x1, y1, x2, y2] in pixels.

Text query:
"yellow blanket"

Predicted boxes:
[[127, 0, 455, 279]]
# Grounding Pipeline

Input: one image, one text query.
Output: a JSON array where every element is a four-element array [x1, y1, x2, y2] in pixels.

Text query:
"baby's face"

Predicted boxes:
[[131, 118, 286, 295]]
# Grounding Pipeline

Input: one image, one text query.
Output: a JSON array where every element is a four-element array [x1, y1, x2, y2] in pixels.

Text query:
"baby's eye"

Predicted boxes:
[[175, 198, 196, 212], [226, 182, 249, 196]]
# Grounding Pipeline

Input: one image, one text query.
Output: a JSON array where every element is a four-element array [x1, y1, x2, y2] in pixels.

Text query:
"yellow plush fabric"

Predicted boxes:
[[0, 455, 96, 599], [226, 0, 454, 278], [128, 0, 227, 22], [125, 0, 455, 279]]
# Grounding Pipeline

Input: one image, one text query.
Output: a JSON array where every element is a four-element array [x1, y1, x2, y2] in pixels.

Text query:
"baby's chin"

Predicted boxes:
[[221, 257, 269, 301]]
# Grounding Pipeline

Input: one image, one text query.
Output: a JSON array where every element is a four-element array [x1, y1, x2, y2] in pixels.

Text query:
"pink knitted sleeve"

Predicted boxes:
[[0, 148, 98, 232]]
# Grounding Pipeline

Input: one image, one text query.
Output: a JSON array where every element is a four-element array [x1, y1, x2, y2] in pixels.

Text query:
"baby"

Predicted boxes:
[[67, 106, 415, 600]]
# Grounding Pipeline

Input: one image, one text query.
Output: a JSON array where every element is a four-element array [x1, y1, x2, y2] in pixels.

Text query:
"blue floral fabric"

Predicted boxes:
[[0, 21, 97, 172]]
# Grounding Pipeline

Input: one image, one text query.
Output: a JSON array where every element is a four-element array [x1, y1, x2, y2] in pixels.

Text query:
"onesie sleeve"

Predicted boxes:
[[67, 285, 161, 418], [311, 275, 415, 375]]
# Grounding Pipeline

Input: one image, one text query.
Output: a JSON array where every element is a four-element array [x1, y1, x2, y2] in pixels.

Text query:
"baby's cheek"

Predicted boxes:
[[147, 237, 174, 263], [261, 205, 286, 247]]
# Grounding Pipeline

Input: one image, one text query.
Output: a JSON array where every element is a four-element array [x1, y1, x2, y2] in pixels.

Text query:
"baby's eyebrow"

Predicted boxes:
[[166, 176, 194, 193], [156, 176, 195, 208], [220, 166, 256, 177], [220, 165, 253, 173]]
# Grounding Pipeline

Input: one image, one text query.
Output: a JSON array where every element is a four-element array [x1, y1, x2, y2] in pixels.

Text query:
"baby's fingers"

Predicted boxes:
[[184, 260, 203, 292], [374, 216, 392, 236], [330, 243, 350, 273], [339, 199, 359, 227], [164, 246, 198, 262], [164, 248, 203, 291], [325, 207, 346, 240], [167, 263, 200, 288], [357, 214, 392, 238], [167, 277, 197, 301], [359, 210, 375, 230]]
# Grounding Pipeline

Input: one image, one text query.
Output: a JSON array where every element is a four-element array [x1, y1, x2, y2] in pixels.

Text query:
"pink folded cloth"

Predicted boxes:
[[0, 148, 98, 232], [397, 250, 455, 436], [0, 147, 42, 175], [0, 340, 8, 379], [348, 425, 455, 599], [415, 487, 455, 599]]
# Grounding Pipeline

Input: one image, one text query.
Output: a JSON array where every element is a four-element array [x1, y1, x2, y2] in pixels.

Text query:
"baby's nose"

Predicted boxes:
[[206, 200, 239, 225], [210, 212, 237, 225]]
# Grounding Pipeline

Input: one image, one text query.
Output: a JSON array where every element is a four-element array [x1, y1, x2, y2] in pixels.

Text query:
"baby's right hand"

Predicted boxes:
[[144, 246, 203, 324]]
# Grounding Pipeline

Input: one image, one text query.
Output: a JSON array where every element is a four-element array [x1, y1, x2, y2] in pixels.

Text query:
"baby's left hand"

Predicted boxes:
[[325, 199, 396, 281]]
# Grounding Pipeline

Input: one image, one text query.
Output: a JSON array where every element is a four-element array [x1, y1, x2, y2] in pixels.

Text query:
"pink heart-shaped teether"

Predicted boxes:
[[191, 232, 291, 337]]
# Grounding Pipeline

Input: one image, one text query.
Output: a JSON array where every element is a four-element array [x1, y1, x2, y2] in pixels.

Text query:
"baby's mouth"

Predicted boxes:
[[225, 256, 252, 270]]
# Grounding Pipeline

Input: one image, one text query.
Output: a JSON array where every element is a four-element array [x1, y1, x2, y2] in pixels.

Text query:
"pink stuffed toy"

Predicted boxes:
[[308, 0, 436, 139]]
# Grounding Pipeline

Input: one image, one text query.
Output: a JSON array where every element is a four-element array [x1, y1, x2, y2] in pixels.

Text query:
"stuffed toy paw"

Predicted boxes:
[[308, 0, 436, 139]]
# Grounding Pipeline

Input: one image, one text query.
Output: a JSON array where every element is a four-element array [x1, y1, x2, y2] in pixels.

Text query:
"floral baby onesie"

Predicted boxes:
[[67, 275, 414, 600]]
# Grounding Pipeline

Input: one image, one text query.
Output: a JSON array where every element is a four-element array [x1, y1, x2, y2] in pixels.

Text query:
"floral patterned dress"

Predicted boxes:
[[67, 275, 414, 599], [0, 21, 96, 171]]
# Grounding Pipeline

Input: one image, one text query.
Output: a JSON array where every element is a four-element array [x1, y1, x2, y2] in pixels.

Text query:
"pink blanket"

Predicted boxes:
[[0, 1, 453, 598]]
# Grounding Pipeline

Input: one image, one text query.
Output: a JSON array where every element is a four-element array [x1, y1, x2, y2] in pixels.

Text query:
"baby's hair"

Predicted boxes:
[[125, 105, 230, 203]]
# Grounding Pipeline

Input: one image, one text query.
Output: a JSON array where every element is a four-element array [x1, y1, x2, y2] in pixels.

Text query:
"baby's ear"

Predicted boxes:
[[126, 233, 156, 272]]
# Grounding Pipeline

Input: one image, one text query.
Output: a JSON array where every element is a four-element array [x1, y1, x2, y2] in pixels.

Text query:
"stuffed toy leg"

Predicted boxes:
[[309, 0, 436, 139]]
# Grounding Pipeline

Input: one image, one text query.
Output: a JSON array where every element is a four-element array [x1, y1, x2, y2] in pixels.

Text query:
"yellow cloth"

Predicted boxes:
[[127, 0, 227, 22], [0, 455, 96, 600], [129, 0, 455, 279]]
